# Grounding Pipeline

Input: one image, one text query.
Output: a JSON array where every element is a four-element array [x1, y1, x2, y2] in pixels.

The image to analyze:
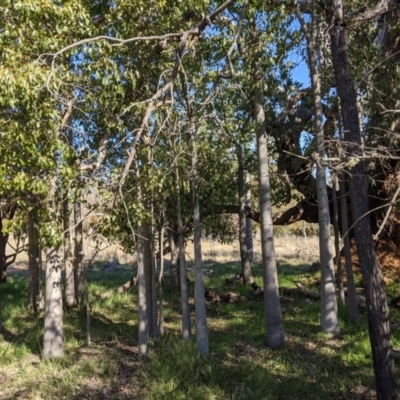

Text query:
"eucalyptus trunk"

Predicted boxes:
[[297, 8, 339, 335], [176, 166, 191, 341], [329, 3, 396, 397], [0, 230, 7, 284], [63, 196, 75, 308], [137, 225, 148, 359], [73, 200, 84, 305], [150, 229, 159, 339], [332, 177, 345, 304], [158, 227, 165, 336], [43, 248, 64, 359], [142, 221, 155, 338], [28, 208, 43, 312], [190, 109, 209, 356], [169, 230, 179, 292], [238, 146, 253, 285], [245, 172, 254, 263], [254, 67, 285, 349], [339, 174, 359, 324]]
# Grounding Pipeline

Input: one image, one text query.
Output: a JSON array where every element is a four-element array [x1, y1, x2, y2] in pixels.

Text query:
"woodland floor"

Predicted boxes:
[[1, 236, 400, 399]]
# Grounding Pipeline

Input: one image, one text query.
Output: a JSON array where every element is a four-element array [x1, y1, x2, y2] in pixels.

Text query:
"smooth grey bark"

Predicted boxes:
[[297, 8, 340, 335], [339, 174, 359, 324], [245, 172, 254, 263], [238, 146, 253, 285], [43, 248, 64, 359], [254, 67, 285, 349], [28, 209, 44, 313], [73, 200, 84, 305], [63, 196, 75, 308], [329, 3, 396, 397], [176, 166, 191, 341], [137, 225, 148, 359], [142, 221, 155, 338], [191, 110, 209, 356]]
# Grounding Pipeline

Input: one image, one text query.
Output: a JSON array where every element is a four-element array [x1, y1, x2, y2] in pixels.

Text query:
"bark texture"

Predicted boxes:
[[43, 248, 64, 359], [297, 8, 339, 335], [329, 6, 396, 397], [254, 66, 285, 349]]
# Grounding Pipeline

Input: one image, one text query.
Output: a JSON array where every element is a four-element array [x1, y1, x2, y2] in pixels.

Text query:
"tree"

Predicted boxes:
[[296, 5, 339, 335], [326, 1, 397, 398]]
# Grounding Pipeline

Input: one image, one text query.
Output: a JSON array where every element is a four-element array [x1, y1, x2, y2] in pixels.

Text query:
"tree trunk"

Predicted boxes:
[[332, 176, 345, 304], [150, 229, 159, 339], [137, 225, 148, 359], [329, 5, 396, 397], [169, 231, 179, 292], [339, 174, 359, 324], [141, 221, 155, 338], [176, 166, 191, 341], [297, 8, 340, 335], [238, 146, 253, 285], [63, 196, 75, 308], [158, 226, 165, 336], [0, 229, 8, 284], [43, 247, 64, 359], [245, 172, 254, 263], [28, 208, 43, 312], [73, 200, 84, 305], [254, 66, 285, 349], [191, 109, 209, 356]]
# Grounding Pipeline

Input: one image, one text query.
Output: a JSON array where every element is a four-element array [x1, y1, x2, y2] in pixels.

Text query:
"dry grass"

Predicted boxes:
[[6, 234, 321, 276]]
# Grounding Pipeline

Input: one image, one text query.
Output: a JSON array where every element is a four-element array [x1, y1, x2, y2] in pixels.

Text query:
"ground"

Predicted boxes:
[[1, 235, 399, 399]]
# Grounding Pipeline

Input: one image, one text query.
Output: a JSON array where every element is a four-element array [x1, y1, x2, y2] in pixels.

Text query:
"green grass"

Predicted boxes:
[[0, 262, 399, 399]]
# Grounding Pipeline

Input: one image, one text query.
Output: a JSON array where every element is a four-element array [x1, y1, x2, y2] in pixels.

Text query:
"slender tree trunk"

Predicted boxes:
[[158, 226, 165, 336], [137, 225, 148, 359], [176, 166, 191, 341], [190, 109, 209, 356], [329, 5, 396, 397], [332, 176, 345, 304], [63, 196, 75, 308], [43, 247, 64, 359], [297, 8, 340, 335], [73, 200, 84, 305], [254, 66, 285, 349], [150, 229, 159, 339], [339, 174, 359, 324], [169, 231, 179, 292], [238, 146, 253, 285], [245, 172, 253, 263], [142, 221, 154, 339], [28, 208, 43, 312], [0, 229, 8, 284]]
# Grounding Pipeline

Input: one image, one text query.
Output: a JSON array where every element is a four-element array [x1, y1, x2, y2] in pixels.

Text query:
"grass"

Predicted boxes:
[[1, 238, 400, 399]]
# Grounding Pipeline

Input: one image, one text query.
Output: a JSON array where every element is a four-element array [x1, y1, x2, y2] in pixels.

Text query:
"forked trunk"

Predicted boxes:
[[254, 66, 285, 349], [329, 5, 396, 396], [43, 248, 64, 359]]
